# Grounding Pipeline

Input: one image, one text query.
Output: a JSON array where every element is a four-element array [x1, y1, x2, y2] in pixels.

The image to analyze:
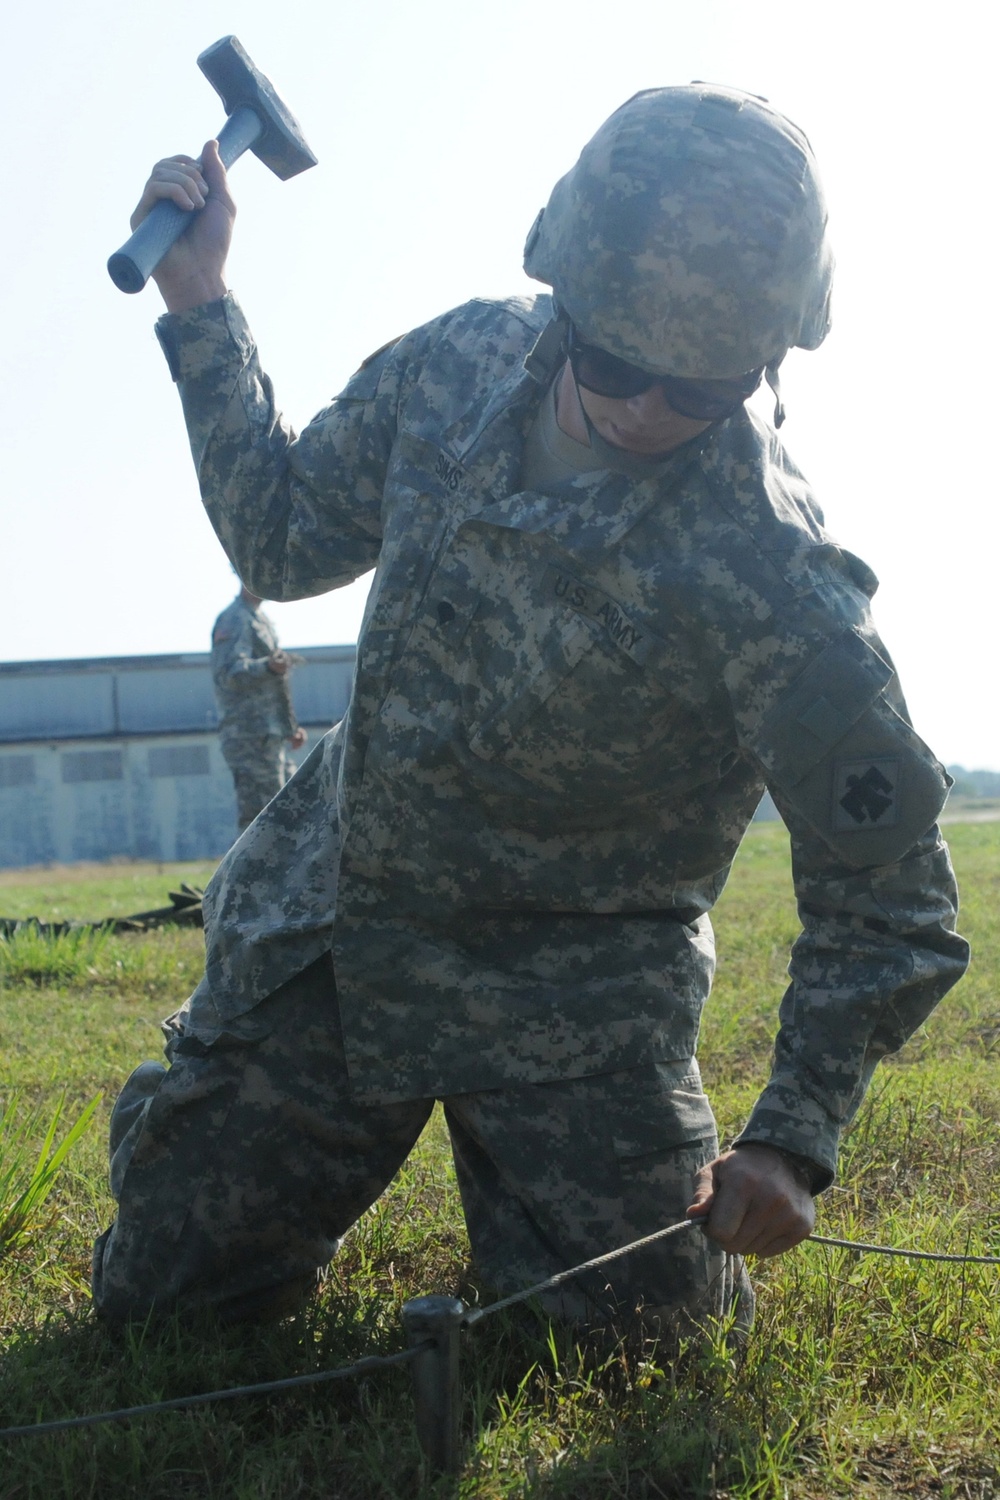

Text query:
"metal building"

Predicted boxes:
[[0, 647, 356, 870]]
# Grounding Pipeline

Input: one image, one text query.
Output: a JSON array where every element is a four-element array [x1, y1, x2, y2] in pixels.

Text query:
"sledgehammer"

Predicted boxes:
[[108, 36, 317, 294]]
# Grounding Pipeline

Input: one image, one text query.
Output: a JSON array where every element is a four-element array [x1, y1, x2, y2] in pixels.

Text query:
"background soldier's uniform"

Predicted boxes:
[[93, 291, 969, 1327], [210, 593, 298, 830]]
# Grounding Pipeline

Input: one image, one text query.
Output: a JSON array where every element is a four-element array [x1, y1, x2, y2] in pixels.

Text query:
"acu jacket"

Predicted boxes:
[[155, 291, 969, 1189]]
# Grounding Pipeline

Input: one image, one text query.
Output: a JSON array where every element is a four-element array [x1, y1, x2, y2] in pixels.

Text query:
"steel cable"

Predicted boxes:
[[0, 1342, 431, 1440], [806, 1232, 1000, 1265], [464, 1218, 698, 1325], [465, 1221, 1000, 1325], [3, 1220, 998, 1440]]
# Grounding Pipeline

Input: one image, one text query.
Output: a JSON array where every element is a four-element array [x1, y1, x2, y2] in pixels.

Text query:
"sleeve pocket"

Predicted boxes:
[[748, 630, 949, 867]]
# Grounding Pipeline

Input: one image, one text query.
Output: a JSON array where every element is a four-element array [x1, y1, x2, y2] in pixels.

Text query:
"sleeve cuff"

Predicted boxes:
[[732, 1081, 841, 1193], [154, 291, 255, 383]]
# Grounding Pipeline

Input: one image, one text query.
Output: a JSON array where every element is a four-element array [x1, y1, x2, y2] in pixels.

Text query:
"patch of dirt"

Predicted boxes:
[[849, 1439, 998, 1498]]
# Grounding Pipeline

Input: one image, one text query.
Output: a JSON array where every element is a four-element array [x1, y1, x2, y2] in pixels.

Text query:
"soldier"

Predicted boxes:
[[94, 86, 969, 1333], [210, 583, 308, 833]]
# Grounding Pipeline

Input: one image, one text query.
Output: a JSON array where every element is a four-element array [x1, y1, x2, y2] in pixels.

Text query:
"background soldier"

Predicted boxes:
[[94, 85, 968, 1335], [210, 583, 308, 832]]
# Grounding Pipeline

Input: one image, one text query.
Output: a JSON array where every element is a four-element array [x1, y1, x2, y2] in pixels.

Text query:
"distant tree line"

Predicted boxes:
[[947, 766, 1000, 799]]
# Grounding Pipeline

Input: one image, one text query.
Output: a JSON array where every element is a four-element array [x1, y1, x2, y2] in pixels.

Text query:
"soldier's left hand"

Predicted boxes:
[[267, 650, 290, 676], [289, 728, 308, 749], [687, 1143, 815, 1257]]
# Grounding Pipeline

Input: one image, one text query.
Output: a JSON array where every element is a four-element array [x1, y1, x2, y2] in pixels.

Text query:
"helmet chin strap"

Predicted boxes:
[[526, 307, 788, 476], [571, 371, 685, 478], [765, 359, 786, 427], [565, 360, 723, 479], [525, 309, 679, 476]]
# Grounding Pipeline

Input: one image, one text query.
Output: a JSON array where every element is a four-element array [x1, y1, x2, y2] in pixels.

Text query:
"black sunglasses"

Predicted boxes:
[[568, 327, 763, 422]]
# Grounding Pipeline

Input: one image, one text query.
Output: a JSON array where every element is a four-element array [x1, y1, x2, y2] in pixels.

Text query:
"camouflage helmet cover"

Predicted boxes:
[[523, 84, 834, 380]]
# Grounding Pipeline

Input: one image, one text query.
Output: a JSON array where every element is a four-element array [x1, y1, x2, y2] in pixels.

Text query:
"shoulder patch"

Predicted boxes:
[[832, 758, 900, 831]]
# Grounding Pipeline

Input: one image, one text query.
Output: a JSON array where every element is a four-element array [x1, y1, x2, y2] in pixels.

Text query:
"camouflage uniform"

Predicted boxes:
[[210, 593, 298, 830], [94, 86, 968, 1328]]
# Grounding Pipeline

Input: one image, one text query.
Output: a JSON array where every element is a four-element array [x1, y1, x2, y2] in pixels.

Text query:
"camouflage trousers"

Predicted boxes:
[[220, 732, 291, 832], [92, 955, 749, 1332]]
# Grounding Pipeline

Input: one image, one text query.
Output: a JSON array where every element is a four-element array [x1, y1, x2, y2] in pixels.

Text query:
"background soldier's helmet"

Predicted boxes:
[[523, 84, 834, 380]]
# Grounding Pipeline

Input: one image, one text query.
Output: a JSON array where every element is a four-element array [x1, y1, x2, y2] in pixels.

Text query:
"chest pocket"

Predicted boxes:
[[413, 544, 600, 768], [430, 540, 730, 805], [466, 607, 598, 762]]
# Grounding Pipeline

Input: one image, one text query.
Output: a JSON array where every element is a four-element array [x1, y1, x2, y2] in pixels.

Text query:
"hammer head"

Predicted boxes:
[[197, 36, 317, 180]]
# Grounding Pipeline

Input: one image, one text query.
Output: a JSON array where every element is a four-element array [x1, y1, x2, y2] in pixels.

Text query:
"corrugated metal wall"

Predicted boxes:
[[0, 647, 356, 869]]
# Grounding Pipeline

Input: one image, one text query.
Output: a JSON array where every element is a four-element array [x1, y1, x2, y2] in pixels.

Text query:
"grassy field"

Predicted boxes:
[[0, 824, 997, 1499]]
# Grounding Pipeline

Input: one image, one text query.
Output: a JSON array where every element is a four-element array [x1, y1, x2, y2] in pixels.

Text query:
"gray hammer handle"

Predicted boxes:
[[107, 106, 262, 294]]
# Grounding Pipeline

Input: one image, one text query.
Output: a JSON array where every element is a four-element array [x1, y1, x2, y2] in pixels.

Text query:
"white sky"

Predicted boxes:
[[2, 1, 997, 769]]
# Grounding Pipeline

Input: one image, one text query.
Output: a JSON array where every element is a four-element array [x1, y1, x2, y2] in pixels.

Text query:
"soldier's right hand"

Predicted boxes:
[[130, 140, 235, 313]]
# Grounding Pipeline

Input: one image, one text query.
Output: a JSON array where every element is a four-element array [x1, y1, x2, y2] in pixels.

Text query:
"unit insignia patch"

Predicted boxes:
[[832, 758, 901, 831]]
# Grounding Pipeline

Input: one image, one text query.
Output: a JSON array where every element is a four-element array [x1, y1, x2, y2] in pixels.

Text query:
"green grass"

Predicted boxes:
[[0, 824, 997, 1497], [0, 859, 218, 922], [1, 1094, 102, 1258]]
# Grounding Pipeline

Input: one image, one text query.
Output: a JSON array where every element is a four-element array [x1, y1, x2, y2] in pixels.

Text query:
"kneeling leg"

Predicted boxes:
[[93, 956, 432, 1324]]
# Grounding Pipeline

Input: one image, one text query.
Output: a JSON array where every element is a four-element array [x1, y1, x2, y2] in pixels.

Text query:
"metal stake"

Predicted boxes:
[[401, 1295, 466, 1475]]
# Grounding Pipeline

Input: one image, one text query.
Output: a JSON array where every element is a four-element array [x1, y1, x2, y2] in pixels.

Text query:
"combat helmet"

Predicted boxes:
[[523, 84, 834, 385]]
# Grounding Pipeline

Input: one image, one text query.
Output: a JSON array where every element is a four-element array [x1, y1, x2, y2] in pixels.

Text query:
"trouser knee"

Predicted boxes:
[[108, 1060, 167, 1199], [92, 960, 431, 1325]]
